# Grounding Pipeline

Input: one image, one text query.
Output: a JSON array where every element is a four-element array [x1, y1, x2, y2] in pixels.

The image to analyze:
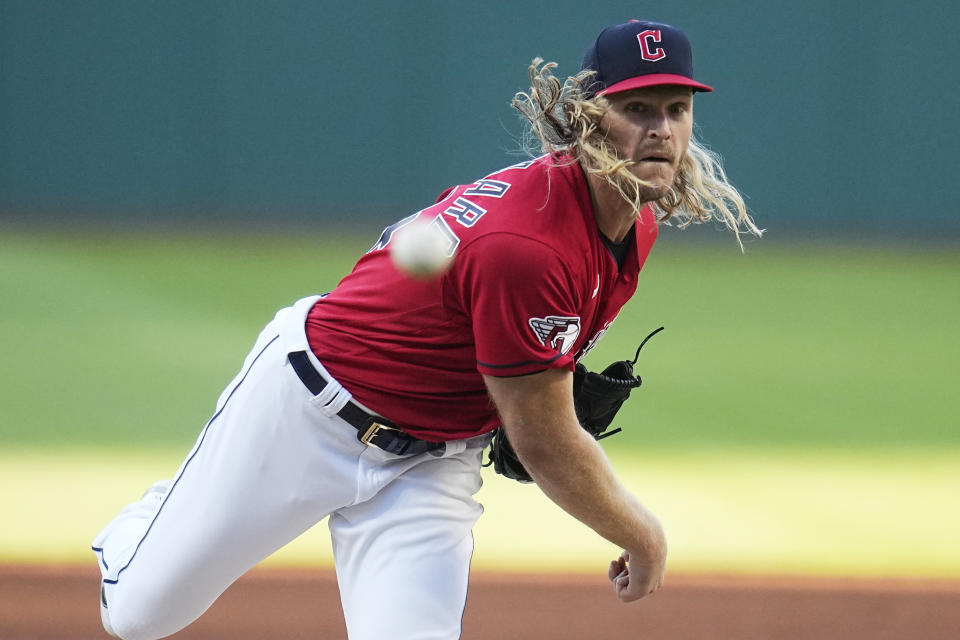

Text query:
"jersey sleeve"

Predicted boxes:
[[446, 233, 582, 377]]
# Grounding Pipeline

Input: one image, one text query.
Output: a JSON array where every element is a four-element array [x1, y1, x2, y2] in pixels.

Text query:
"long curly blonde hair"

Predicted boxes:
[[511, 59, 762, 249]]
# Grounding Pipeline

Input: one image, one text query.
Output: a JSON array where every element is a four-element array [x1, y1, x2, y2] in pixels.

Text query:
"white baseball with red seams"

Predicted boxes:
[[389, 216, 455, 278]]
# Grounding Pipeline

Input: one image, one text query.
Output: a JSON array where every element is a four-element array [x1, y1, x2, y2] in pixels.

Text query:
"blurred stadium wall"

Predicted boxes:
[[1, 1, 957, 239]]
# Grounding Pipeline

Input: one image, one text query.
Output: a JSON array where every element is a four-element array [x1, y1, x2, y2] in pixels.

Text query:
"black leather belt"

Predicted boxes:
[[288, 351, 445, 456]]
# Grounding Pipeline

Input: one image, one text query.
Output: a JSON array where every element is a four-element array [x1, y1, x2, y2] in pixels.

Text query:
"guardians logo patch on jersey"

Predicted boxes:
[[528, 316, 581, 355]]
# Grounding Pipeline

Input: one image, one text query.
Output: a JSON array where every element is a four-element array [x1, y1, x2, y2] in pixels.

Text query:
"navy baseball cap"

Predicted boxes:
[[581, 20, 713, 96]]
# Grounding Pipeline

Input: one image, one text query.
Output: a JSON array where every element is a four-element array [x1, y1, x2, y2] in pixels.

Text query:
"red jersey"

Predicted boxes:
[[306, 154, 658, 441]]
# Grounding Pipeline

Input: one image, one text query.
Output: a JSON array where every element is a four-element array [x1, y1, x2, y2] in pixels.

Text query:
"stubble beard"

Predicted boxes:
[[630, 164, 675, 206], [635, 182, 670, 206], [612, 143, 680, 205]]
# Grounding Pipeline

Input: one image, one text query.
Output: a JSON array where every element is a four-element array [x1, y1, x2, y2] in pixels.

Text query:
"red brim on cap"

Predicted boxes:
[[599, 73, 713, 95]]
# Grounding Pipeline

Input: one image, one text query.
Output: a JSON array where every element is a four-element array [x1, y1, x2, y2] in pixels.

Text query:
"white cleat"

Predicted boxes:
[[138, 479, 172, 505], [93, 479, 172, 638], [92, 480, 171, 550]]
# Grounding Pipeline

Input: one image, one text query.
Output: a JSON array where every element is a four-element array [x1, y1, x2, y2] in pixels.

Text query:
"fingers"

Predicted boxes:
[[607, 553, 627, 581], [607, 553, 630, 599], [608, 549, 665, 603], [608, 560, 620, 581]]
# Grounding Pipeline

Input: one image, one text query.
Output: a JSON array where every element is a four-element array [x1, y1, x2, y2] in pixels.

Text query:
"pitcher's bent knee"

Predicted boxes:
[[103, 580, 209, 640]]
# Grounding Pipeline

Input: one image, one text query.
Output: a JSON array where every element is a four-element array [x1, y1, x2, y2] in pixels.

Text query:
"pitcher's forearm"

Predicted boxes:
[[511, 424, 666, 560]]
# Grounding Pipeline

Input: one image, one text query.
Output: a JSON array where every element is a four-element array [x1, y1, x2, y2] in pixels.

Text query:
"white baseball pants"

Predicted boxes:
[[92, 296, 490, 640]]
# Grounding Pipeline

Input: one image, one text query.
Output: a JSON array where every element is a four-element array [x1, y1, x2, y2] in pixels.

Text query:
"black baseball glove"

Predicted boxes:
[[485, 327, 663, 483]]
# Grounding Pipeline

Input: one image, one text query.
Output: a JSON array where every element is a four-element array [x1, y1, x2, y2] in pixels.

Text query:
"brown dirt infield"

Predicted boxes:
[[2, 564, 959, 639]]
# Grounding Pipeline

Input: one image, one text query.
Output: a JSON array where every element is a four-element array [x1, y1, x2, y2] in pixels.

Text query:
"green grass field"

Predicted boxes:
[[2, 229, 955, 451], [1, 229, 958, 576]]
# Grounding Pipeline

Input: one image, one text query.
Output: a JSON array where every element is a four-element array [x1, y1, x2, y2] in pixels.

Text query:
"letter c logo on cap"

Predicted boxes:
[[637, 30, 666, 61]]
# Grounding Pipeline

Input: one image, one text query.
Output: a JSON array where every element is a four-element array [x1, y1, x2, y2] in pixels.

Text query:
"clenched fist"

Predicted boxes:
[[608, 548, 666, 602]]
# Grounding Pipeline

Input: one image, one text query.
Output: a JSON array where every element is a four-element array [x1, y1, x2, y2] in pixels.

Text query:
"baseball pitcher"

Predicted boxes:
[[92, 19, 761, 640]]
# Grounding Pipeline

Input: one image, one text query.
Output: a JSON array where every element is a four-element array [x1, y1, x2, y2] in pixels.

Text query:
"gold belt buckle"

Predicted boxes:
[[360, 421, 397, 445]]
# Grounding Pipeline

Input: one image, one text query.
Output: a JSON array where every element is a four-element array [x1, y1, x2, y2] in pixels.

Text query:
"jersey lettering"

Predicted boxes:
[[528, 316, 581, 355], [432, 216, 461, 257], [368, 212, 420, 253], [463, 179, 511, 198], [369, 212, 461, 257], [442, 197, 487, 228], [504, 159, 536, 171], [637, 30, 666, 61]]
